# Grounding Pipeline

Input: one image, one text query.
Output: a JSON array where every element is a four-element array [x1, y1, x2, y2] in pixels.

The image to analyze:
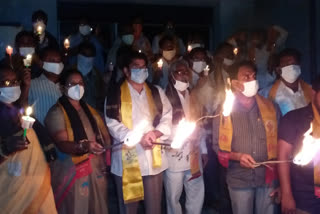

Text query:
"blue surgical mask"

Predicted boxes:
[[77, 54, 94, 76], [131, 68, 148, 84]]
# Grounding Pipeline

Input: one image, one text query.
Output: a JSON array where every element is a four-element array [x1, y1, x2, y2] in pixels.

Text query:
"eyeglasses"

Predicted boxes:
[[0, 80, 21, 87]]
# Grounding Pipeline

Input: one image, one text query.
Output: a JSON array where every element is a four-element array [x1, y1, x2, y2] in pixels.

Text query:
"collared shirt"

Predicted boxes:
[[279, 104, 320, 213], [28, 74, 62, 124], [260, 80, 308, 116], [105, 82, 172, 177], [166, 90, 207, 172], [212, 98, 280, 188]]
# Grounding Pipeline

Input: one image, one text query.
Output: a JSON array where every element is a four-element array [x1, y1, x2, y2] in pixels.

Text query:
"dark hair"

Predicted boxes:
[[229, 60, 257, 80], [123, 51, 148, 69], [59, 68, 84, 86], [159, 35, 174, 48], [214, 42, 233, 56], [132, 16, 143, 25], [15, 30, 36, 46], [39, 46, 61, 61], [277, 48, 301, 65], [32, 10, 48, 25], [78, 42, 96, 56], [189, 47, 207, 58]]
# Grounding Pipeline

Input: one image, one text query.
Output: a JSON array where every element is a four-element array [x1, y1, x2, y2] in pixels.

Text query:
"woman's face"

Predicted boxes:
[[64, 73, 84, 92]]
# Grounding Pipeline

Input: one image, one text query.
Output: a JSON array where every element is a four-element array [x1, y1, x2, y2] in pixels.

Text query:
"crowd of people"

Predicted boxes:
[[0, 8, 319, 214]]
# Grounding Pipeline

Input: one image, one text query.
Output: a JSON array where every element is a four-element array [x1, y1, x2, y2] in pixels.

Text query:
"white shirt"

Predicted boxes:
[[105, 82, 172, 177], [260, 80, 308, 116], [28, 74, 62, 124], [166, 90, 207, 172]]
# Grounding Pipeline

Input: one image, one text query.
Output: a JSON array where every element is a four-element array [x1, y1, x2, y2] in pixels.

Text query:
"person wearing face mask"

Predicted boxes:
[[152, 35, 179, 89], [260, 48, 311, 116], [188, 47, 211, 88], [68, 17, 105, 73], [212, 60, 281, 214], [0, 63, 58, 214], [28, 47, 64, 124], [105, 51, 172, 214], [72, 42, 105, 110], [31, 10, 59, 53], [152, 20, 186, 56], [164, 59, 208, 214], [13, 30, 43, 79], [45, 68, 111, 214]]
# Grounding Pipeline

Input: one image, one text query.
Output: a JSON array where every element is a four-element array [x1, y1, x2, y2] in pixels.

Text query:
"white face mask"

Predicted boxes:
[[242, 80, 259, 97], [122, 34, 134, 45], [77, 54, 94, 76], [43, 62, 64, 75], [281, 65, 301, 84], [0, 86, 21, 104], [172, 75, 189, 91], [79, 25, 92, 36], [163, 49, 176, 61], [130, 68, 149, 84], [192, 61, 207, 73], [67, 84, 85, 101], [223, 58, 234, 66], [19, 47, 35, 57]]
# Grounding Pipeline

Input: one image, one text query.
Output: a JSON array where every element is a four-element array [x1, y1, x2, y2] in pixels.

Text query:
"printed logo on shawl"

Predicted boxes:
[[265, 120, 276, 136], [219, 134, 228, 143], [125, 150, 137, 164]]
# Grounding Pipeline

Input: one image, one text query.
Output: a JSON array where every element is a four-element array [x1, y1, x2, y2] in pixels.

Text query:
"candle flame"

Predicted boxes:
[[233, 47, 239, 56], [124, 120, 149, 147], [6, 46, 13, 55], [26, 54, 32, 60], [157, 59, 163, 69], [171, 118, 196, 149], [138, 49, 142, 53], [293, 123, 320, 166], [187, 45, 192, 52], [37, 26, 43, 34], [64, 38, 70, 49], [222, 78, 235, 117], [26, 106, 33, 116]]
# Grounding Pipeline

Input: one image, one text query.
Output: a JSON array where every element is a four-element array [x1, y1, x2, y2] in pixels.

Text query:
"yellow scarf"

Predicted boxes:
[[58, 103, 110, 164], [269, 79, 312, 103], [120, 80, 162, 203], [311, 103, 320, 197], [219, 95, 277, 160]]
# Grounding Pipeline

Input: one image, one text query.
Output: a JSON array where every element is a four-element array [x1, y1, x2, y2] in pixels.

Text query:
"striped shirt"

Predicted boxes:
[[212, 99, 280, 188], [28, 74, 62, 124]]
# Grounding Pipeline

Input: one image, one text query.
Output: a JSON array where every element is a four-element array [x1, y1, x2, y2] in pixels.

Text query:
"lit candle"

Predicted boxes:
[[157, 59, 163, 69], [23, 54, 32, 67], [293, 123, 320, 166], [64, 38, 70, 49], [171, 118, 196, 149], [233, 47, 239, 56], [138, 49, 142, 53], [6, 46, 13, 56], [21, 107, 35, 137], [37, 25, 43, 35], [187, 45, 192, 52], [204, 65, 210, 76]]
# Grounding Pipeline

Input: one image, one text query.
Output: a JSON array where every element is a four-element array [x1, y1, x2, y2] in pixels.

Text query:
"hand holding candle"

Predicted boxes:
[[23, 54, 33, 68], [21, 106, 35, 138]]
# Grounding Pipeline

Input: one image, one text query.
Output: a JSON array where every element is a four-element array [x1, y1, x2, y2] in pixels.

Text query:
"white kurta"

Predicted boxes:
[[166, 90, 207, 172], [105, 82, 172, 177]]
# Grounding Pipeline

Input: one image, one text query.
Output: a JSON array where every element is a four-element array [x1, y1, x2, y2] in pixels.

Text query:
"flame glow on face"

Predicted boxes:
[[171, 118, 196, 149], [293, 123, 320, 166], [124, 120, 149, 147]]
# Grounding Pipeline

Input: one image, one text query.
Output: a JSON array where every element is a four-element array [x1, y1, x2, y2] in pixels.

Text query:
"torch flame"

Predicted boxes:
[[171, 118, 196, 149], [222, 78, 235, 117], [124, 120, 149, 147], [293, 123, 320, 166], [26, 106, 33, 116]]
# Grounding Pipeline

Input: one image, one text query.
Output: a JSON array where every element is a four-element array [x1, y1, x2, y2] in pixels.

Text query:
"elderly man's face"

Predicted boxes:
[[173, 64, 190, 83]]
